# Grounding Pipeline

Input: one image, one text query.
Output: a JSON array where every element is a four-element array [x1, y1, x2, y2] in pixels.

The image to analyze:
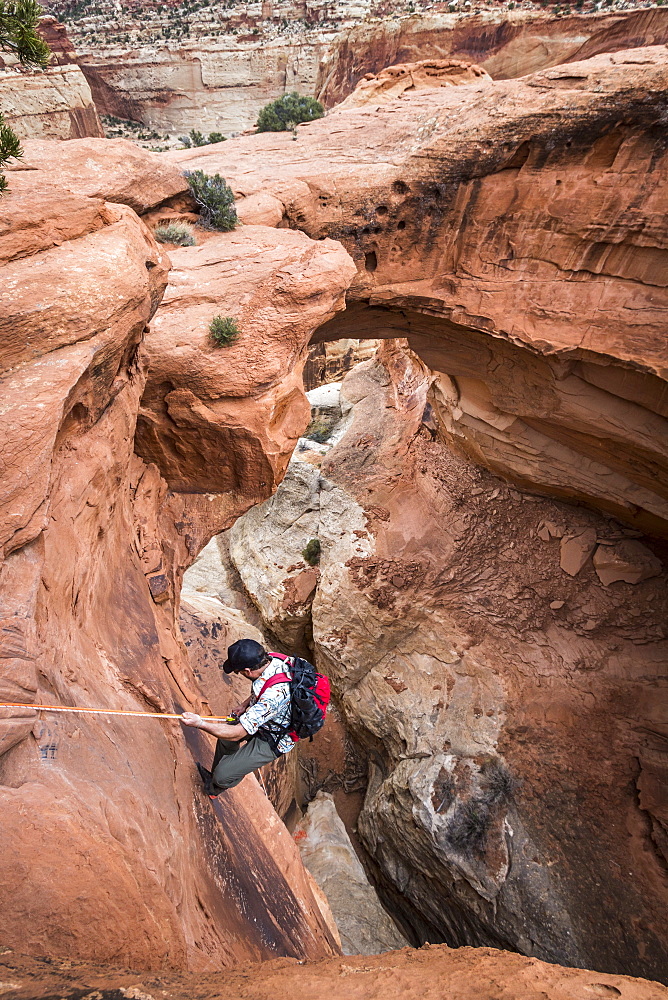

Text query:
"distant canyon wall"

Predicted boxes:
[[0, 18, 103, 139], [27, 6, 668, 137], [316, 7, 668, 104]]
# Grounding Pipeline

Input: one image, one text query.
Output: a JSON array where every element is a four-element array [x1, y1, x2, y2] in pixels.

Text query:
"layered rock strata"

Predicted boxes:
[[228, 343, 668, 981], [169, 46, 668, 538], [0, 18, 103, 140], [0, 139, 351, 967], [41, 7, 668, 134], [317, 8, 668, 104]]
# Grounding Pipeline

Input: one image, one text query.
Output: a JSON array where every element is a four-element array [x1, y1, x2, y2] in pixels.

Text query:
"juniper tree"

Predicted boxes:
[[256, 92, 324, 133]]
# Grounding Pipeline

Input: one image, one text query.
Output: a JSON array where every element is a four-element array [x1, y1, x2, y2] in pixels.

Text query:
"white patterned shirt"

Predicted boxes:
[[238, 655, 296, 754]]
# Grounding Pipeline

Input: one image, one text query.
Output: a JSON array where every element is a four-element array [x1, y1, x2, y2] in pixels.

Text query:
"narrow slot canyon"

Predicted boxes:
[[1, 18, 667, 1000]]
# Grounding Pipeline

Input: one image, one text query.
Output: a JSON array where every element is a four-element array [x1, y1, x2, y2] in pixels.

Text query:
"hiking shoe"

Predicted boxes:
[[196, 762, 217, 798]]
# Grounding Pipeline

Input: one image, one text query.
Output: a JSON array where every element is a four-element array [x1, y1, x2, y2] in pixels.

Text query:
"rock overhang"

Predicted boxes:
[[166, 46, 668, 536]]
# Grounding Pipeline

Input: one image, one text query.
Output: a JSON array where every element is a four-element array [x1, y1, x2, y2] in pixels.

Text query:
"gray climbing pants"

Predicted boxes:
[[211, 736, 277, 792]]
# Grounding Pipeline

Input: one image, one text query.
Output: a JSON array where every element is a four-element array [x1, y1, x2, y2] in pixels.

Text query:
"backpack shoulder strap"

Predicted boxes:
[[258, 672, 292, 698], [270, 652, 292, 662]]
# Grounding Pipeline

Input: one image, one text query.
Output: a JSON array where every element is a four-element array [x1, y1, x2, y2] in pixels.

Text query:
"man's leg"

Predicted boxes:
[[212, 738, 242, 772], [211, 737, 277, 793]]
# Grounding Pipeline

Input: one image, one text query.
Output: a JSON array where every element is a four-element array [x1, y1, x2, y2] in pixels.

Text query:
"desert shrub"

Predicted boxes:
[[302, 538, 321, 566], [184, 169, 238, 231], [446, 799, 489, 853], [209, 315, 240, 347], [479, 757, 518, 804], [305, 416, 331, 444], [180, 129, 226, 148], [256, 92, 324, 133], [154, 221, 196, 246]]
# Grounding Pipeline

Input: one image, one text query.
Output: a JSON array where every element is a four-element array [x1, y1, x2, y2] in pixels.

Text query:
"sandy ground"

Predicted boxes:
[[2, 944, 666, 1000]]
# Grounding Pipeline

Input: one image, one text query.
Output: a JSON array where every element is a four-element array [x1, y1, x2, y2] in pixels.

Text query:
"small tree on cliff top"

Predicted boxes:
[[184, 169, 237, 231], [0, 0, 50, 193], [256, 92, 324, 133]]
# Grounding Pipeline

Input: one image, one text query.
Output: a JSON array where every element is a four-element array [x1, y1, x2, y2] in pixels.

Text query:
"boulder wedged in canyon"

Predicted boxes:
[[0, 140, 345, 968], [168, 46, 668, 538], [227, 461, 325, 654], [334, 58, 491, 109], [316, 8, 668, 104], [226, 343, 668, 981], [294, 790, 409, 956]]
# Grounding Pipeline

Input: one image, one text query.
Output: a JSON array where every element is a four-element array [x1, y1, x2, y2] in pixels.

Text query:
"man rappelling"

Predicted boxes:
[[181, 638, 330, 797]]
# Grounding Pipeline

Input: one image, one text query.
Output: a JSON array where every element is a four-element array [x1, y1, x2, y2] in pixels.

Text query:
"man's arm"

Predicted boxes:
[[181, 712, 248, 741]]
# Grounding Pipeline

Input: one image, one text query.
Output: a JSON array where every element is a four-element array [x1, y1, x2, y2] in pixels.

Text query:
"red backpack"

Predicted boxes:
[[258, 653, 330, 743]]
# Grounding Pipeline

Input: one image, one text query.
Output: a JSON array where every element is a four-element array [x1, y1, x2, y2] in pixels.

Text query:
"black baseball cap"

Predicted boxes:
[[223, 638, 267, 674]]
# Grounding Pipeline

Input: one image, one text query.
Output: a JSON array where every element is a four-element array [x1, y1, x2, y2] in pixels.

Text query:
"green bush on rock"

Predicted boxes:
[[302, 538, 321, 566], [184, 170, 238, 231], [180, 129, 227, 148], [209, 315, 240, 347], [154, 221, 196, 246], [256, 92, 324, 133]]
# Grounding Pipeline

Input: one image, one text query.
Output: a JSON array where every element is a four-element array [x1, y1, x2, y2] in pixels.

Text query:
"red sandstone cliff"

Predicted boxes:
[[317, 8, 668, 104], [0, 139, 352, 967], [1, 35, 667, 989], [169, 46, 668, 539]]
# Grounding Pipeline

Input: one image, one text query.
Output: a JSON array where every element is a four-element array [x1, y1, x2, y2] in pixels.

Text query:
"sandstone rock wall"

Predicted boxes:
[[0, 138, 353, 967], [168, 47, 668, 539], [182, 46, 668, 982], [0, 63, 104, 140], [226, 343, 668, 981], [317, 8, 668, 104], [77, 35, 333, 135], [0, 19, 103, 140]]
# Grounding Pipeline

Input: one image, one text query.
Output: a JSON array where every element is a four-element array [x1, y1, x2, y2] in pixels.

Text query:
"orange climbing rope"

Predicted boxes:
[[0, 702, 233, 722], [0, 702, 272, 798]]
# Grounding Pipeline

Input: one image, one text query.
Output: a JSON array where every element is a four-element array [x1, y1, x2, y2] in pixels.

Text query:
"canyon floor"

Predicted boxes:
[[3, 945, 667, 1000]]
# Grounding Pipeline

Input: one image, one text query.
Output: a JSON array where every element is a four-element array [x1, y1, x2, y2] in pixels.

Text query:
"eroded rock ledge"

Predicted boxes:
[[169, 46, 668, 538]]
